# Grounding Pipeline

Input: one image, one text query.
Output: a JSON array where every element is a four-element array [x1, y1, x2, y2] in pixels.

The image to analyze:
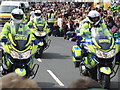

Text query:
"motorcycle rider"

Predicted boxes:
[[27, 10, 50, 48], [74, 10, 112, 67], [0, 8, 37, 75], [0, 8, 36, 41]]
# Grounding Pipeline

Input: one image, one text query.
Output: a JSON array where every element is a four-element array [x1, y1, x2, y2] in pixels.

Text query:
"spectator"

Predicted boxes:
[[68, 76, 103, 90], [106, 16, 118, 36], [29, 8, 35, 20], [53, 21, 60, 37], [0, 73, 40, 89]]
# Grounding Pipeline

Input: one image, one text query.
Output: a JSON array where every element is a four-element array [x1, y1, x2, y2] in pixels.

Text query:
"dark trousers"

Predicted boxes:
[[47, 23, 54, 36]]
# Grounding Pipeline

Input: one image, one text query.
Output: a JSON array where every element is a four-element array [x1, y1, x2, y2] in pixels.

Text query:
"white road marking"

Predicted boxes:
[[37, 58, 42, 62], [47, 69, 64, 86]]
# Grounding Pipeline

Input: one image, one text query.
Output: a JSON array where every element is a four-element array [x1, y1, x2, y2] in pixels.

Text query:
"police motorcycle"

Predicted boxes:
[[72, 27, 120, 89], [0, 33, 39, 79], [32, 26, 51, 58]]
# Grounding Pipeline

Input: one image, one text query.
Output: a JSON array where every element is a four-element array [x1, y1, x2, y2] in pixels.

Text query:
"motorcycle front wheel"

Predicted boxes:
[[79, 64, 89, 76], [99, 73, 110, 89]]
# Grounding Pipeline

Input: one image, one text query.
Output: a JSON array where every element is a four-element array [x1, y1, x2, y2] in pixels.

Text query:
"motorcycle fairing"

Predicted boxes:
[[38, 41, 44, 46], [2, 56, 11, 69], [2, 44, 10, 53], [115, 43, 120, 53], [31, 45, 38, 55], [10, 45, 31, 53], [83, 54, 98, 68], [83, 37, 93, 45], [100, 67, 111, 74], [72, 45, 81, 61], [115, 38, 120, 44], [15, 68, 26, 76], [7, 33, 38, 54], [27, 57, 33, 68], [8, 33, 32, 51], [36, 26, 44, 31], [84, 44, 96, 53], [92, 36, 115, 52]]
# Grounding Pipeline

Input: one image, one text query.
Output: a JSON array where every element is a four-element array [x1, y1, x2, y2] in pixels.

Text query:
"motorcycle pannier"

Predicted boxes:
[[72, 45, 82, 67]]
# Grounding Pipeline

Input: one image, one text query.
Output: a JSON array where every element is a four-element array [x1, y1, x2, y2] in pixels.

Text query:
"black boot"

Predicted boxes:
[[2, 68, 8, 75]]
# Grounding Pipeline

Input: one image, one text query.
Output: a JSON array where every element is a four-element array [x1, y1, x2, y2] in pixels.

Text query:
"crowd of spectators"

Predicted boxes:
[[29, 1, 120, 41]]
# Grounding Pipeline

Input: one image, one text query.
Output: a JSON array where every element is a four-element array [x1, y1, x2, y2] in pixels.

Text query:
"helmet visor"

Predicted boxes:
[[12, 14, 23, 20], [35, 13, 41, 16], [89, 16, 100, 23]]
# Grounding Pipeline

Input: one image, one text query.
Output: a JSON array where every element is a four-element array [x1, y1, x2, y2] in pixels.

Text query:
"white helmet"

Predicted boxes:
[[87, 10, 101, 25], [34, 10, 41, 19], [11, 8, 24, 24]]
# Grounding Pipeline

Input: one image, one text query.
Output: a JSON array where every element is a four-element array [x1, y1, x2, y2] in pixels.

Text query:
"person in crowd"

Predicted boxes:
[[0, 8, 37, 75], [114, 14, 120, 38], [57, 14, 63, 36], [116, 14, 120, 29], [0, 73, 40, 89], [66, 20, 76, 40], [68, 76, 103, 90], [106, 16, 118, 36], [29, 8, 35, 20], [69, 23, 80, 42], [63, 20, 69, 39], [53, 21, 60, 37]]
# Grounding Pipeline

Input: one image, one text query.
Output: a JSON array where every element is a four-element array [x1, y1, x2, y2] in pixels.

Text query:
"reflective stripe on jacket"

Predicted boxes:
[[0, 21, 34, 40], [47, 13, 55, 23], [80, 22, 112, 39], [27, 18, 50, 34]]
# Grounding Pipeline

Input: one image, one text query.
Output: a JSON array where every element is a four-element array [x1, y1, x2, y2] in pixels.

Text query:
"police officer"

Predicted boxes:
[[77, 10, 112, 45], [74, 10, 112, 67], [47, 9, 56, 36], [27, 10, 50, 46], [0, 8, 35, 43], [0, 8, 37, 75]]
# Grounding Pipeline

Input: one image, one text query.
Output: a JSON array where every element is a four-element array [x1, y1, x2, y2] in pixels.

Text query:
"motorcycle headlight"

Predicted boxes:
[[10, 50, 31, 59], [34, 30, 40, 36], [95, 49, 116, 58], [10, 50, 19, 59], [34, 31, 46, 37], [22, 50, 31, 59], [40, 32, 46, 36]]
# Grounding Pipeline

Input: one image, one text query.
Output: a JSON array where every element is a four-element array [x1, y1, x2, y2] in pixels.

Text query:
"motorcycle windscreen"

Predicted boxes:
[[91, 28, 113, 50], [36, 25, 44, 31], [95, 35, 112, 50], [12, 34, 30, 50]]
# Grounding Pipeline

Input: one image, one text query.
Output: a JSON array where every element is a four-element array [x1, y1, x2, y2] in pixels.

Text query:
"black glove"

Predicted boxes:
[[32, 39, 39, 45], [1, 37, 8, 43], [76, 36, 82, 46]]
